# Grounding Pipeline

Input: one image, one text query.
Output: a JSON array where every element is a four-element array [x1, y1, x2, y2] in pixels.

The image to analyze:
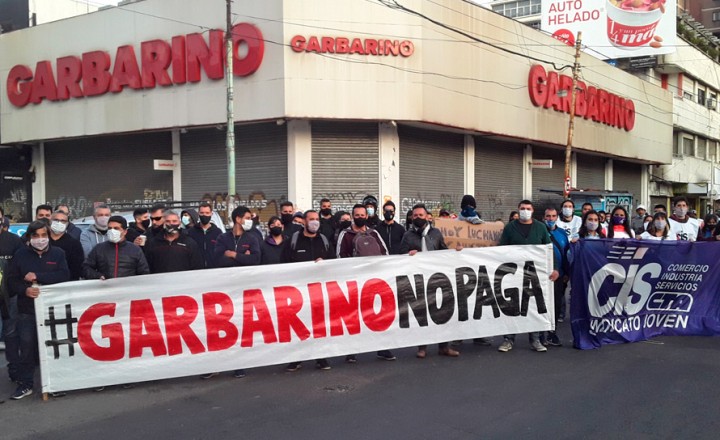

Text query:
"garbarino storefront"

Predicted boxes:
[[0, 0, 672, 222]]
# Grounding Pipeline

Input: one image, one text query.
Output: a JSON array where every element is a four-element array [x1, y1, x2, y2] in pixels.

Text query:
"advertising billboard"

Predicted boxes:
[[541, 0, 676, 59]]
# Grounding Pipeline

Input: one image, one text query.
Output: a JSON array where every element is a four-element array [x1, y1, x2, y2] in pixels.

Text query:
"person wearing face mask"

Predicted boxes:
[[606, 206, 635, 239], [213, 206, 262, 269], [556, 199, 581, 242], [698, 214, 718, 241], [336, 204, 394, 362], [54, 204, 82, 241], [578, 210, 606, 240], [639, 212, 675, 241], [333, 211, 352, 247], [145, 211, 203, 273], [186, 203, 223, 269], [79, 204, 112, 257], [399, 204, 460, 359], [6, 221, 70, 400], [498, 200, 559, 353], [48, 210, 84, 281], [362, 195, 380, 229], [630, 205, 648, 236], [318, 198, 335, 240], [668, 197, 700, 242], [279, 201, 303, 240], [458, 195, 484, 224], [261, 216, 285, 265], [138, 204, 167, 248], [542, 208, 570, 347], [83, 216, 149, 279], [376, 200, 406, 255], [125, 208, 150, 244], [180, 209, 199, 230]]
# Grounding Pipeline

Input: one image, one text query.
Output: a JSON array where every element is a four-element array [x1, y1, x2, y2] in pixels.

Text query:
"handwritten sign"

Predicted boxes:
[[434, 218, 505, 248]]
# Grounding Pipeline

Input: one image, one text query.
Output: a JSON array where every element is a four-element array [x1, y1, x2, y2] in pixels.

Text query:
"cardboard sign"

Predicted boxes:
[[434, 218, 505, 248]]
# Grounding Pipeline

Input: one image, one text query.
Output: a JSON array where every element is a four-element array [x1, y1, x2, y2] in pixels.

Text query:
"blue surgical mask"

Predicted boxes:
[[545, 220, 556, 228], [367, 207, 375, 217]]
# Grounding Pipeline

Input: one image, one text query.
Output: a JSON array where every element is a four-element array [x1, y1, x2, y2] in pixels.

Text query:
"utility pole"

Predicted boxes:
[[564, 32, 582, 199], [225, 0, 236, 221]]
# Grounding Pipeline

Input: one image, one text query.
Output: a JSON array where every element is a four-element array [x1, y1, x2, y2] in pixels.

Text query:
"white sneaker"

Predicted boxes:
[[498, 340, 513, 352], [531, 340, 548, 352]]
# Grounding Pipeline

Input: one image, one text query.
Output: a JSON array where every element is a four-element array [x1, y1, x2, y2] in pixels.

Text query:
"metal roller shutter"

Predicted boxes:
[[45, 132, 173, 218], [311, 121, 379, 212], [399, 126, 464, 215], [531, 146, 566, 212], [181, 122, 288, 207], [474, 138, 524, 222], [576, 153, 606, 191], [613, 160, 642, 203]]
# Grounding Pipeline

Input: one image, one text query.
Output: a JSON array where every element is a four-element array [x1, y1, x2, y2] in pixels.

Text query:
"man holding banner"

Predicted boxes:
[[498, 200, 558, 353]]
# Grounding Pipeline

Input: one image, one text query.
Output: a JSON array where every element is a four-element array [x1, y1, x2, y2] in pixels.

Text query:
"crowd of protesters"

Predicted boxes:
[[0, 193, 711, 400]]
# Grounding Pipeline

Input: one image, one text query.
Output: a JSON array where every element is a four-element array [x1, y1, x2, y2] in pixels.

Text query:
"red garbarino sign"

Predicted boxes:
[[36, 246, 553, 393], [541, 0, 676, 59]]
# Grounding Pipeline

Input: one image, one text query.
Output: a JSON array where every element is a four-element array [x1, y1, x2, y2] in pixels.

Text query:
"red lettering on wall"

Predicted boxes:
[[56, 56, 83, 100], [231, 23, 264, 77], [109, 45, 142, 93], [6, 65, 33, 107], [82, 51, 111, 97], [29, 61, 58, 104], [141, 39, 173, 88], [186, 30, 224, 82]]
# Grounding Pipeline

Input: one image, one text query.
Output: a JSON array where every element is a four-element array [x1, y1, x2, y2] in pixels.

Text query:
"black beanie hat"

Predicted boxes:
[[461, 195, 476, 209]]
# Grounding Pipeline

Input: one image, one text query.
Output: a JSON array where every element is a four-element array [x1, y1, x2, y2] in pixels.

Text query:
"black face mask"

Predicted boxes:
[[199, 215, 212, 225], [164, 224, 180, 235], [281, 213, 294, 226], [320, 208, 332, 217], [339, 220, 352, 230], [353, 217, 367, 228], [269, 226, 283, 236], [152, 224, 164, 233], [140, 219, 151, 230], [383, 210, 394, 221], [413, 218, 428, 230]]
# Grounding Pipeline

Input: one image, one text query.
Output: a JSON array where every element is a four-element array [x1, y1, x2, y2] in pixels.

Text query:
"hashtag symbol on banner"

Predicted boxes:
[[44, 304, 78, 359]]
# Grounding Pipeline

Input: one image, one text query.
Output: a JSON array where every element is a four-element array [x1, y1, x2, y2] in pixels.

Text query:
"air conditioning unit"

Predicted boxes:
[[707, 98, 717, 110]]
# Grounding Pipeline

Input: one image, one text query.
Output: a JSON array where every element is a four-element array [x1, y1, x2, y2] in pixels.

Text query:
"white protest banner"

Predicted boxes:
[[36, 245, 554, 393]]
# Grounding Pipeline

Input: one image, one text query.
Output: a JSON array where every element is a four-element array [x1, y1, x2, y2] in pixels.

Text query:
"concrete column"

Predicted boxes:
[[605, 158, 614, 191], [571, 152, 578, 188], [523, 144, 533, 199], [463, 135, 475, 195], [31, 142, 46, 205], [172, 129, 182, 201], [379, 122, 400, 206], [287, 119, 312, 210]]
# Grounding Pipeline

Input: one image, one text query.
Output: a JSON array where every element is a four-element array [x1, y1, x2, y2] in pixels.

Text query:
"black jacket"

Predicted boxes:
[[261, 236, 285, 265], [145, 234, 203, 273], [0, 231, 23, 318], [125, 223, 147, 244], [187, 223, 223, 269], [83, 240, 150, 279], [399, 226, 448, 254], [7, 245, 70, 314], [214, 231, 261, 267], [50, 233, 84, 281], [376, 221, 406, 255], [282, 232, 334, 263], [66, 222, 82, 241], [282, 223, 304, 240]]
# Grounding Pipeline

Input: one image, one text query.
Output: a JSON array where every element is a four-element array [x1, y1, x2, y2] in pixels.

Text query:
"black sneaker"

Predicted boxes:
[[286, 362, 302, 372], [121, 383, 135, 389], [376, 350, 396, 361], [233, 369, 246, 378], [93, 387, 105, 392], [50, 391, 67, 398], [200, 372, 219, 380], [11, 385, 33, 400], [547, 333, 562, 347], [315, 359, 331, 370], [473, 338, 492, 346], [345, 355, 357, 363]]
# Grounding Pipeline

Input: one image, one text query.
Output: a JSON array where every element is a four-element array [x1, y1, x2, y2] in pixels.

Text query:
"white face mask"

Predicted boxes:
[[106, 228, 123, 243], [51, 221, 67, 234], [643, 221, 650, 230], [562, 207, 574, 218], [95, 215, 110, 229], [654, 220, 667, 230], [519, 209, 532, 221], [586, 221, 599, 231], [241, 219, 254, 232], [30, 237, 49, 251], [674, 207, 688, 218], [306, 220, 320, 233]]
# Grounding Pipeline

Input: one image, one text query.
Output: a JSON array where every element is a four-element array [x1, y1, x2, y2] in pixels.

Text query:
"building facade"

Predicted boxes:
[[0, 0, 672, 223]]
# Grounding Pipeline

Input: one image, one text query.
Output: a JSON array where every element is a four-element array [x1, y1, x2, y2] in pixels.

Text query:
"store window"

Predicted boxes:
[[697, 137, 707, 160], [683, 137, 694, 157]]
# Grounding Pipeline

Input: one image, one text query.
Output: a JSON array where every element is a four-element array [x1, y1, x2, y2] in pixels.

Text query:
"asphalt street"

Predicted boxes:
[[1, 323, 719, 440]]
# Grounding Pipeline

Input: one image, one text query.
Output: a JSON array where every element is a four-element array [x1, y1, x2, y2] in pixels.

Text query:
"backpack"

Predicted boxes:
[[291, 231, 330, 254], [352, 230, 384, 257]]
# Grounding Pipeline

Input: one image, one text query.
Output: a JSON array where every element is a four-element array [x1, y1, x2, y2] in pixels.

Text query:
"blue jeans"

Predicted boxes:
[[16, 313, 38, 388], [3, 296, 20, 382], [504, 332, 540, 343]]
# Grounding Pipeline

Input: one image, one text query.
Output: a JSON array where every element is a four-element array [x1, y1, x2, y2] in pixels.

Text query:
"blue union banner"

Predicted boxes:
[[571, 239, 720, 349]]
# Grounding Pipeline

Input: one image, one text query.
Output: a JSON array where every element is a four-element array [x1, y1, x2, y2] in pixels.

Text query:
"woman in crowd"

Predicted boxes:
[[578, 210, 605, 239], [698, 214, 718, 241], [639, 211, 675, 241], [508, 211, 519, 222], [606, 206, 635, 239], [261, 216, 285, 264]]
